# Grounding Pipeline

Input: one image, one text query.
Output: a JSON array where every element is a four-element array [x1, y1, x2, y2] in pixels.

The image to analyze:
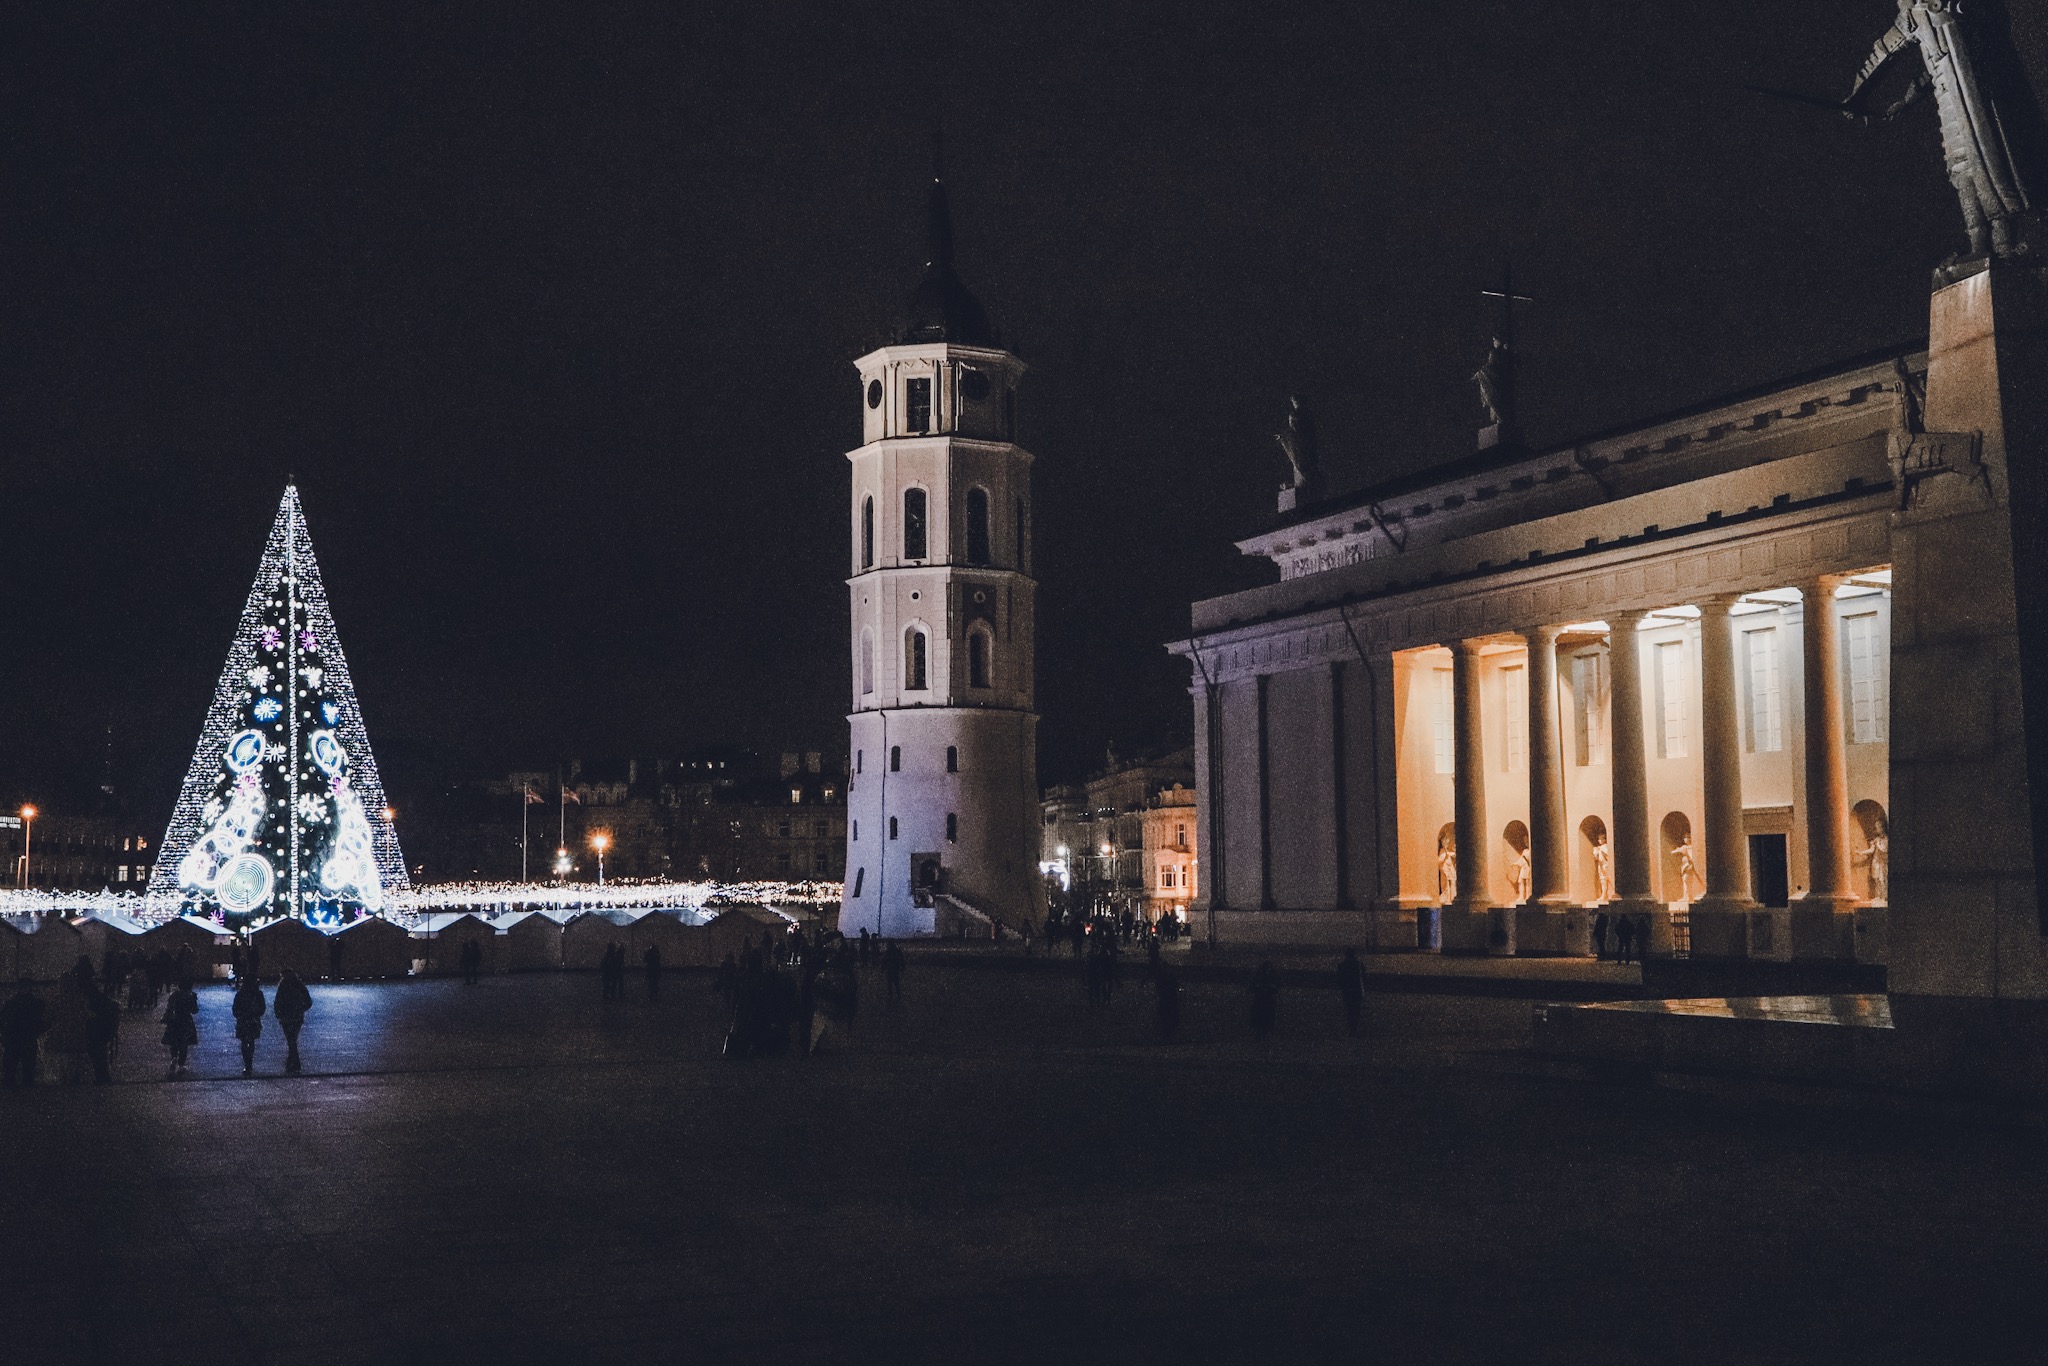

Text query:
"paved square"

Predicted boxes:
[[6, 957, 2043, 1364]]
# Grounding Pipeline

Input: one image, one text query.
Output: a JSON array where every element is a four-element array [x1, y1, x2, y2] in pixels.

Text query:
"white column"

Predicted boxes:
[[1526, 624, 1571, 907], [1797, 575, 1860, 912], [1606, 612, 1660, 915], [1451, 640, 1492, 916], [1693, 595, 1757, 917]]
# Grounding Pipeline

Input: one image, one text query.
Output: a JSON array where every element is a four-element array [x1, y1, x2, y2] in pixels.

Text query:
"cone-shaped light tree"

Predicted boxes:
[[150, 487, 407, 925]]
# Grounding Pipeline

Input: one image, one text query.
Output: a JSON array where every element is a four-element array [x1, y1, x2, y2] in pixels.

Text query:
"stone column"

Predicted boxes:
[[1797, 575, 1860, 916], [1451, 640, 1492, 914], [1606, 611, 1658, 913], [1526, 625, 1571, 907], [1693, 596, 1758, 932]]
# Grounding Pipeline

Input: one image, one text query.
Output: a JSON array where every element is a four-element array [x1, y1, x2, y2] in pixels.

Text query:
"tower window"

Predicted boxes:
[[906, 377, 932, 433], [866, 379, 882, 410], [861, 496, 874, 570], [946, 813, 958, 843], [966, 488, 991, 565], [853, 868, 864, 896], [860, 630, 875, 696], [946, 744, 958, 772], [903, 488, 928, 560], [960, 368, 990, 401], [890, 745, 902, 772], [904, 629, 928, 690], [856, 750, 863, 774], [852, 821, 859, 841], [968, 630, 991, 689], [889, 817, 899, 840]]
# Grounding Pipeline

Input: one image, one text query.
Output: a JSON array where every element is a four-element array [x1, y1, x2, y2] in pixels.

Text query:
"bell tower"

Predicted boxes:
[[840, 167, 1041, 937]]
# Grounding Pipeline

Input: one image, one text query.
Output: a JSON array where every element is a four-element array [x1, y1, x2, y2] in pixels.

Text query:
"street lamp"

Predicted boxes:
[[18, 804, 36, 889], [553, 847, 571, 881], [590, 832, 610, 886]]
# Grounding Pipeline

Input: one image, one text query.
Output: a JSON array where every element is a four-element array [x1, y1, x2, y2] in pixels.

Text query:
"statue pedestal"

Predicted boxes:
[[1889, 263, 2048, 1000]]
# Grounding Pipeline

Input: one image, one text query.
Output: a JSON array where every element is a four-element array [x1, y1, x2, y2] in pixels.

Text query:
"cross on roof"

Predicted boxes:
[[1479, 260, 1535, 347]]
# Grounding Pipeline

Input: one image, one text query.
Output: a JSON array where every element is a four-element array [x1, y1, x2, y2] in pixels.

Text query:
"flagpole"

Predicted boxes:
[[521, 790, 529, 883]]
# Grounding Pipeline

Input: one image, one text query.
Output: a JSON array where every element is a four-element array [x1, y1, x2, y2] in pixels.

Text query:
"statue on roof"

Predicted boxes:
[[1274, 394, 1321, 490], [1840, 0, 2046, 262], [1471, 335, 1515, 430]]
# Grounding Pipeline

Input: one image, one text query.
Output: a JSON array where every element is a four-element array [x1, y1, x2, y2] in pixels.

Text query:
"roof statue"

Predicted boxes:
[[1471, 335, 1514, 430], [1275, 394, 1321, 490], [1839, 1, 2046, 262]]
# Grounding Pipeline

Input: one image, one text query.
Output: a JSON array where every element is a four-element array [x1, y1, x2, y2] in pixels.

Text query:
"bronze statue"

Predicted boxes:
[[1471, 335, 1514, 429], [1841, 1, 2045, 261], [1274, 394, 1320, 490]]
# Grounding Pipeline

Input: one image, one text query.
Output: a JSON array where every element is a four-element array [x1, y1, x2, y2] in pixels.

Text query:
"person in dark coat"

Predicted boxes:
[[85, 972, 120, 1084], [459, 936, 483, 986], [161, 980, 199, 1075], [1337, 949, 1367, 1037], [231, 976, 266, 1076], [1154, 965, 1182, 1043], [1, 980, 48, 1087], [1248, 960, 1280, 1039], [1615, 914, 1636, 966], [274, 968, 313, 1073], [883, 941, 904, 1004], [643, 944, 662, 1000], [1593, 912, 1610, 960], [714, 952, 737, 1002]]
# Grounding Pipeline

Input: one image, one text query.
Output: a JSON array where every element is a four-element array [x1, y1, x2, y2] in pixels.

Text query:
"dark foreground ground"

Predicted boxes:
[[5, 956, 2043, 1365]]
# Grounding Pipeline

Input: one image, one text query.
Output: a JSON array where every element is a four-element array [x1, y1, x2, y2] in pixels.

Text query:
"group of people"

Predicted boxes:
[[1592, 912, 1656, 965], [0, 951, 320, 1084], [718, 925, 880, 1058]]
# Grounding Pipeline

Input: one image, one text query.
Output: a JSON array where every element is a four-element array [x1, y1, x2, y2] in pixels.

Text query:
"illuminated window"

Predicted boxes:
[[1432, 668, 1454, 774], [1501, 663, 1527, 772], [968, 630, 991, 688], [861, 496, 874, 570], [946, 813, 958, 842], [966, 488, 991, 565], [946, 745, 958, 772], [1744, 627, 1783, 753], [903, 488, 928, 559], [860, 630, 874, 696], [1572, 650, 1607, 766], [904, 628, 928, 690], [905, 377, 932, 433], [1656, 640, 1688, 759], [1845, 613, 1886, 743]]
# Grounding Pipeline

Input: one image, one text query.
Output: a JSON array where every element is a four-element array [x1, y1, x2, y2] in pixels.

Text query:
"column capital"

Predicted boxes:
[[1797, 573, 1849, 598], [1522, 623, 1567, 646], [1695, 593, 1745, 615], [1452, 637, 1490, 658], [1606, 607, 1652, 629]]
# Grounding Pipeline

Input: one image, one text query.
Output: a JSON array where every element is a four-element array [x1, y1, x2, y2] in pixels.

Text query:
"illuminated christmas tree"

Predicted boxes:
[[150, 487, 407, 925]]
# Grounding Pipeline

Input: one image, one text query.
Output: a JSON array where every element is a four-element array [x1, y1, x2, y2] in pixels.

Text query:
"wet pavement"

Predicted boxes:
[[5, 960, 2042, 1364]]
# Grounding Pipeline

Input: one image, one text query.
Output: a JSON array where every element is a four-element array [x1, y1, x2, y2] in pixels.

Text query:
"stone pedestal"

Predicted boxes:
[[1441, 905, 1514, 956], [1788, 907, 1856, 962], [1889, 264, 2048, 1001]]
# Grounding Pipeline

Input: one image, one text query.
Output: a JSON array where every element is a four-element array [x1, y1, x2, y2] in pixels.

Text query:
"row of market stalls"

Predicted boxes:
[[0, 904, 796, 983]]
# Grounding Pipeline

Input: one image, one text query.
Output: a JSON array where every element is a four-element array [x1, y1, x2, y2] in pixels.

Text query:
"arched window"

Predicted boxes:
[[946, 744, 958, 773], [852, 821, 859, 841], [856, 750, 863, 773], [946, 813, 958, 843], [903, 488, 928, 559], [890, 745, 902, 772], [860, 496, 874, 570], [968, 630, 991, 689], [889, 816, 899, 840], [966, 487, 991, 565], [860, 629, 875, 696], [904, 628, 927, 690]]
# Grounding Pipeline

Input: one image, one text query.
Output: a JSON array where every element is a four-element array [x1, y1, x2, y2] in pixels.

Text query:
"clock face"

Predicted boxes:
[[866, 379, 882, 410], [960, 369, 991, 401]]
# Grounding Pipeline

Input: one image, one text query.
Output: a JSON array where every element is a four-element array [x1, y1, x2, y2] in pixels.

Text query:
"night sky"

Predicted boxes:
[[4, 2, 2040, 824]]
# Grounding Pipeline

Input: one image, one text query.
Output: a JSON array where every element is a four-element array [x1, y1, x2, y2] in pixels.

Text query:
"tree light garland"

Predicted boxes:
[[147, 487, 408, 926]]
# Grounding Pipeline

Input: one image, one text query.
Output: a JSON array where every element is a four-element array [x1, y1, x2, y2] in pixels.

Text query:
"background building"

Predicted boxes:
[[1040, 748, 1197, 923]]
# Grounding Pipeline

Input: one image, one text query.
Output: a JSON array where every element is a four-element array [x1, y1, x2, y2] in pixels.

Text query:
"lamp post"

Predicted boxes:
[[590, 832, 610, 887], [18, 804, 36, 889]]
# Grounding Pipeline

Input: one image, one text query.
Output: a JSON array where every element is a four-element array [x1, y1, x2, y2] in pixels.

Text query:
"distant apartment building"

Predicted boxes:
[[1041, 749, 1198, 923]]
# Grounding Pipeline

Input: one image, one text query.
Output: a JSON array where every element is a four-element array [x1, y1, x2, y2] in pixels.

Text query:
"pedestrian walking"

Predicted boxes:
[[643, 944, 662, 1000], [86, 973, 120, 1084], [459, 937, 483, 986], [1593, 912, 1610, 960], [1248, 960, 1280, 1039], [125, 963, 151, 1015], [161, 980, 199, 1075], [232, 976, 266, 1076], [274, 968, 312, 1074], [1, 979, 48, 1088], [1336, 948, 1367, 1037], [46, 968, 94, 1085], [883, 940, 904, 1004], [1154, 965, 1182, 1043], [1615, 914, 1636, 966]]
